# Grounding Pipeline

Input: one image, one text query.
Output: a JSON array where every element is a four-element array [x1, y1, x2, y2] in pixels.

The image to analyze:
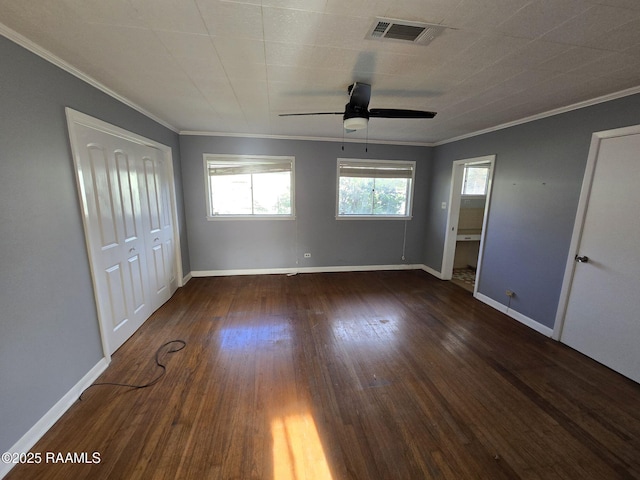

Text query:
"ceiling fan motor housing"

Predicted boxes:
[[343, 102, 370, 121], [343, 97, 370, 130]]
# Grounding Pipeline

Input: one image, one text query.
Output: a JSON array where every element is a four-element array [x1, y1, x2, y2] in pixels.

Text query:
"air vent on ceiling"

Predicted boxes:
[[367, 18, 447, 45]]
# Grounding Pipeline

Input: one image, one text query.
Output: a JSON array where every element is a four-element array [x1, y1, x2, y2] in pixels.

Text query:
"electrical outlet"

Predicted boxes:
[[505, 289, 515, 297], [304, 253, 311, 258]]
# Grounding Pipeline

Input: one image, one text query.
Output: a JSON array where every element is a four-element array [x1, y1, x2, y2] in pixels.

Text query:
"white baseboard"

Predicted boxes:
[[420, 267, 553, 337], [474, 292, 553, 337], [421, 264, 444, 279], [181, 271, 192, 285], [0, 357, 110, 479], [191, 263, 425, 277]]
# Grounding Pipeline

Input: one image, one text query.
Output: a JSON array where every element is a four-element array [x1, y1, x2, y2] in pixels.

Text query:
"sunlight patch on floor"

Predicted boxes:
[[271, 413, 333, 480]]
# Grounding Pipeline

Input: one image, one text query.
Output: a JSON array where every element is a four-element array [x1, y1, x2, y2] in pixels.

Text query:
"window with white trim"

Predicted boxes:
[[461, 164, 490, 196], [204, 154, 294, 219], [337, 159, 415, 219]]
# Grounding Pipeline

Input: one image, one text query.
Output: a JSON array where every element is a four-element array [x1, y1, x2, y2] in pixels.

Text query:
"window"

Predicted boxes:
[[337, 159, 415, 219], [461, 164, 490, 196], [204, 154, 294, 219]]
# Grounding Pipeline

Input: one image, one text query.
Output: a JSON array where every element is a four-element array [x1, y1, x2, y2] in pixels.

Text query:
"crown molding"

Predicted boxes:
[[434, 85, 640, 146], [0, 22, 178, 133], [180, 130, 436, 147]]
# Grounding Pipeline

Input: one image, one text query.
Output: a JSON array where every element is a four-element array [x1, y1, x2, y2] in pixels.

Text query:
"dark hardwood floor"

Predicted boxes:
[[7, 271, 640, 479]]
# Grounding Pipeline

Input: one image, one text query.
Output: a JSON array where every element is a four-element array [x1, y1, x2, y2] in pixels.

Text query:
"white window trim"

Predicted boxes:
[[335, 158, 415, 220], [203, 154, 296, 220]]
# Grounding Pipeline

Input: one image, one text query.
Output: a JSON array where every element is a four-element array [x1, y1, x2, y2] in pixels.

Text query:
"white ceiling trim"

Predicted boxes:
[[180, 130, 436, 147], [0, 22, 178, 133], [434, 85, 640, 146]]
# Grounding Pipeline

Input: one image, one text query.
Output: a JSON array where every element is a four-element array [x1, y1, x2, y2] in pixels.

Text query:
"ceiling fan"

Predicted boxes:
[[279, 82, 437, 131]]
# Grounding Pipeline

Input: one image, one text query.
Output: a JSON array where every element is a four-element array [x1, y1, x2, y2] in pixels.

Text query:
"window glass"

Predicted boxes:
[[205, 155, 294, 219], [462, 165, 489, 195], [337, 159, 415, 219], [338, 176, 374, 215]]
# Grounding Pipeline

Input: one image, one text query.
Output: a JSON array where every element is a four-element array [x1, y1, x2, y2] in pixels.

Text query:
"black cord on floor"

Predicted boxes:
[[79, 339, 186, 401]]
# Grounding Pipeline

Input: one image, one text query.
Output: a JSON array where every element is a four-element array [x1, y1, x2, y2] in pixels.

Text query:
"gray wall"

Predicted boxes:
[[426, 93, 640, 329], [0, 36, 188, 453], [180, 135, 431, 271]]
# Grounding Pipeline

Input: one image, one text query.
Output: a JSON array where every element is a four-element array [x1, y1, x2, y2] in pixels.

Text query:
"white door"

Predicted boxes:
[[139, 146, 176, 310], [558, 126, 640, 383], [67, 109, 181, 356], [72, 124, 152, 354]]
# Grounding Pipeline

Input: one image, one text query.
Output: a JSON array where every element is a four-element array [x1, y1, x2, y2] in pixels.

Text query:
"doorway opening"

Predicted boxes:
[[441, 155, 495, 295]]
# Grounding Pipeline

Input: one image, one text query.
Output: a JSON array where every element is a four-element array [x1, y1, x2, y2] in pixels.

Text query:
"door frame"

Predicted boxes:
[[441, 155, 495, 297], [553, 123, 640, 341], [66, 108, 184, 359]]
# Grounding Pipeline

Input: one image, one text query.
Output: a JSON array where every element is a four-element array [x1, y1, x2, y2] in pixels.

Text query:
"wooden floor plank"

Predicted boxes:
[[6, 271, 640, 479]]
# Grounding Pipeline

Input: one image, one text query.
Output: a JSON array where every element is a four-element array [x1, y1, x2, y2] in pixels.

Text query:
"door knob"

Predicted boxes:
[[574, 255, 589, 263]]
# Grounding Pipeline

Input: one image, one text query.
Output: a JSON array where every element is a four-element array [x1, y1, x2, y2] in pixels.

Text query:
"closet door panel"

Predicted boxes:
[[71, 124, 151, 354]]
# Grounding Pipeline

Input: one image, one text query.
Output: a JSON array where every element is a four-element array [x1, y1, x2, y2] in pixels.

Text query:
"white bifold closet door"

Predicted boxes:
[[68, 111, 177, 355], [140, 147, 175, 311]]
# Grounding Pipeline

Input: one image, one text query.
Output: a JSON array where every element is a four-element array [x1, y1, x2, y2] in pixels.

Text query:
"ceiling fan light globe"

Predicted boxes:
[[344, 117, 368, 131]]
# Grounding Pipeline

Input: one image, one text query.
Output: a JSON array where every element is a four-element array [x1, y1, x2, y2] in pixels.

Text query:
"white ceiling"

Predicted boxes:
[[2, 0, 640, 144]]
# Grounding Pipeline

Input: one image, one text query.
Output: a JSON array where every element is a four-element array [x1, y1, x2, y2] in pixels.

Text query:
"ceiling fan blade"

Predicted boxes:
[[348, 83, 371, 110], [369, 108, 437, 119], [279, 112, 343, 116]]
